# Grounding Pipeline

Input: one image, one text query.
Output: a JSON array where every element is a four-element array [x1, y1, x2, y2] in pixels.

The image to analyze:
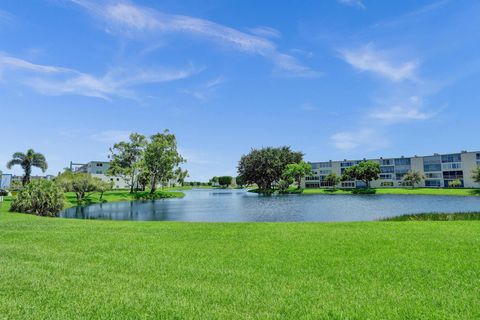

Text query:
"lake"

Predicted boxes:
[[60, 189, 480, 222]]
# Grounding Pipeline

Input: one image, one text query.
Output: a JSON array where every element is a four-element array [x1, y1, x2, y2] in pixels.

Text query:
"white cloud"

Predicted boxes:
[[0, 53, 198, 99], [301, 103, 319, 112], [0, 53, 72, 74], [370, 96, 435, 123], [0, 10, 13, 25], [331, 128, 390, 151], [90, 130, 131, 143], [181, 76, 224, 101], [246, 26, 281, 39], [339, 44, 418, 82], [337, 0, 365, 9], [72, 1, 316, 77]]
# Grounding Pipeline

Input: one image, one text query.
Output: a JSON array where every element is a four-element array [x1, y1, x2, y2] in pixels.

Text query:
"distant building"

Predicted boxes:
[[70, 161, 129, 189], [303, 150, 480, 189], [0, 171, 12, 189], [11, 174, 54, 184]]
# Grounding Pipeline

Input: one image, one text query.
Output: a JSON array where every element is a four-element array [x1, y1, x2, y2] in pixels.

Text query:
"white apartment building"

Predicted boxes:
[[71, 161, 130, 189], [303, 150, 480, 189]]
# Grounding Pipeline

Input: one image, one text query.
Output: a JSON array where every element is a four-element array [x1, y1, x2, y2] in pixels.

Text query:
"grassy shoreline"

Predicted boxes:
[[298, 187, 480, 196], [63, 189, 185, 208], [2, 195, 480, 318], [0, 206, 479, 318]]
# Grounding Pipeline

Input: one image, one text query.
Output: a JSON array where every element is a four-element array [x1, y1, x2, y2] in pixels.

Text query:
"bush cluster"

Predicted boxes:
[[10, 180, 64, 217]]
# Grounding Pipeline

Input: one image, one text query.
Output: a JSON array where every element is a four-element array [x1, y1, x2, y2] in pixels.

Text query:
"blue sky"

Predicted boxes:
[[1, 0, 479, 180]]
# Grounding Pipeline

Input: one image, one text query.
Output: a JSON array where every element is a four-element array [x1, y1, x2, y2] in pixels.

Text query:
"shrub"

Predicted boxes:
[[277, 179, 291, 193], [10, 180, 64, 217]]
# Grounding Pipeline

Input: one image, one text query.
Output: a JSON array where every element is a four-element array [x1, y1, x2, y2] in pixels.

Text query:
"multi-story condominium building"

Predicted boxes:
[[303, 150, 480, 189], [71, 161, 129, 189]]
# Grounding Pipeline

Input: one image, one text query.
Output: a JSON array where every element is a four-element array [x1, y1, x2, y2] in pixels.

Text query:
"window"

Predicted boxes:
[[394, 158, 411, 166], [443, 171, 463, 180], [380, 159, 393, 166], [341, 161, 355, 167], [318, 170, 331, 175], [444, 180, 464, 188], [380, 166, 394, 173], [319, 162, 332, 168], [424, 164, 441, 172], [341, 181, 355, 188], [320, 181, 336, 187], [425, 180, 441, 187], [396, 173, 406, 180], [380, 181, 394, 187], [441, 154, 461, 163], [442, 163, 461, 170], [424, 156, 441, 164], [305, 183, 320, 188], [477, 161, 480, 167], [379, 174, 392, 180], [96, 163, 103, 167], [395, 168, 410, 174], [477, 153, 480, 160], [96, 170, 103, 174], [305, 176, 318, 181], [425, 172, 442, 179]]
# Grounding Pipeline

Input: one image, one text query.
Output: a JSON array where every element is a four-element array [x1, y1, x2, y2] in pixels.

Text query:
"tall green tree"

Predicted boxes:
[[144, 130, 185, 193], [6, 149, 48, 186], [283, 161, 312, 189], [218, 176, 233, 188], [209, 176, 219, 186], [237, 146, 303, 192], [175, 168, 189, 186], [402, 170, 425, 188], [235, 175, 246, 188], [341, 161, 380, 188], [472, 166, 480, 185], [108, 133, 147, 193], [324, 173, 341, 189]]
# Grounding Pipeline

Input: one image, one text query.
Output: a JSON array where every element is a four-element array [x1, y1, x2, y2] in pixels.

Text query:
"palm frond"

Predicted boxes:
[[6, 159, 23, 169], [32, 153, 48, 172]]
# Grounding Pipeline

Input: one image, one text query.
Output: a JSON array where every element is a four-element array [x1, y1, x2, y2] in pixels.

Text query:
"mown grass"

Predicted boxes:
[[384, 212, 480, 221], [1, 197, 480, 319], [302, 187, 480, 196]]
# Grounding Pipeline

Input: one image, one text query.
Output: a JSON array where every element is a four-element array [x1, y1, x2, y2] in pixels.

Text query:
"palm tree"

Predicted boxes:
[[6, 149, 48, 186]]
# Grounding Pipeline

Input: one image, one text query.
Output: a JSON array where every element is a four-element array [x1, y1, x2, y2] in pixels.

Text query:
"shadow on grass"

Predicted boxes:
[[469, 189, 480, 196], [351, 188, 377, 195]]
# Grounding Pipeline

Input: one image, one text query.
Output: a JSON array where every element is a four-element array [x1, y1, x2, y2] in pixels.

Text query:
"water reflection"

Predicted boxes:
[[60, 189, 480, 222]]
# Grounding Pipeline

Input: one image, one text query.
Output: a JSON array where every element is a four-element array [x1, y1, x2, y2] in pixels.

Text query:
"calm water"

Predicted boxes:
[[60, 189, 480, 222]]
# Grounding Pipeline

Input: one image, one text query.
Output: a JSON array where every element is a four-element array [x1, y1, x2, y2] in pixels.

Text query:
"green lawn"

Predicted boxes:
[[1, 197, 480, 319], [302, 187, 480, 196]]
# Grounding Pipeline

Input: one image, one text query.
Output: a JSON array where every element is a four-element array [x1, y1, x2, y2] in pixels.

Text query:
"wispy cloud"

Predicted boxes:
[[181, 76, 224, 101], [71, 0, 317, 77], [246, 26, 281, 39], [339, 44, 418, 82], [369, 96, 436, 123], [330, 128, 389, 151], [0, 9, 13, 25], [90, 130, 131, 143], [0, 53, 198, 99], [337, 0, 365, 9]]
